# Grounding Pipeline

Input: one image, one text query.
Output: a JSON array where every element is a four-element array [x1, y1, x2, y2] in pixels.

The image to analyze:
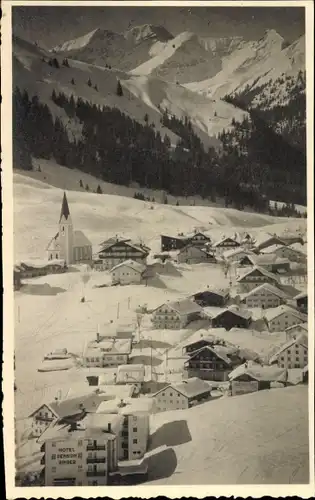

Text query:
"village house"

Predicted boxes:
[[152, 377, 212, 412], [222, 247, 255, 263], [14, 266, 22, 290], [191, 287, 230, 307], [38, 414, 119, 486], [151, 299, 203, 329], [160, 231, 211, 252], [82, 334, 132, 368], [238, 254, 291, 273], [47, 192, 92, 265], [228, 362, 287, 395], [115, 364, 145, 391], [184, 344, 242, 381], [236, 266, 281, 293], [177, 244, 216, 264], [28, 392, 110, 438], [269, 334, 308, 369], [212, 235, 240, 255], [261, 244, 307, 264], [97, 237, 150, 271], [295, 291, 308, 313], [253, 233, 287, 252], [96, 397, 153, 461], [15, 259, 67, 279], [241, 283, 288, 309], [211, 306, 252, 330], [109, 259, 146, 285], [264, 305, 308, 333], [285, 322, 308, 341]]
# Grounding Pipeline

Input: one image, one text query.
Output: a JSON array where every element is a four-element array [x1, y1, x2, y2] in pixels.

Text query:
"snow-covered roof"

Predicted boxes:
[[254, 232, 286, 248], [248, 254, 290, 266], [211, 305, 252, 321], [178, 244, 214, 256], [99, 238, 150, 254], [16, 258, 66, 269], [223, 248, 253, 259], [229, 361, 287, 383], [153, 377, 212, 399], [96, 396, 153, 414], [264, 305, 307, 323], [186, 345, 233, 365], [260, 244, 287, 254], [116, 364, 145, 383], [294, 291, 308, 300], [29, 392, 105, 420], [242, 283, 288, 300], [237, 266, 280, 283], [110, 259, 146, 274], [285, 322, 308, 333], [155, 299, 203, 315], [269, 334, 308, 364], [193, 286, 229, 298]]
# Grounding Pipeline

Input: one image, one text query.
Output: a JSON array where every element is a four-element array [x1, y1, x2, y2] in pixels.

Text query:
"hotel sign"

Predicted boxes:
[[57, 447, 78, 465]]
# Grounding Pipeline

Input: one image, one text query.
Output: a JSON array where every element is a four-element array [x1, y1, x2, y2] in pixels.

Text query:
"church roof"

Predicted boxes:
[[74, 230, 92, 247], [59, 192, 70, 223]]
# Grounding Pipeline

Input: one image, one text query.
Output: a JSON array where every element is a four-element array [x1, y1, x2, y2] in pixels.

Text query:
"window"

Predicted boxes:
[[52, 467, 56, 473], [78, 453, 82, 459], [52, 442, 56, 448], [133, 427, 137, 432]]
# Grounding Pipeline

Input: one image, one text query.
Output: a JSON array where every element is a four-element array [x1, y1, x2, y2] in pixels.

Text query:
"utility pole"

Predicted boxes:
[[127, 297, 130, 310]]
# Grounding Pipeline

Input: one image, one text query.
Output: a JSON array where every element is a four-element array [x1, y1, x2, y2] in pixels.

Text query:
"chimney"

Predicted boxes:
[[108, 423, 112, 433], [96, 331, 100, 343]]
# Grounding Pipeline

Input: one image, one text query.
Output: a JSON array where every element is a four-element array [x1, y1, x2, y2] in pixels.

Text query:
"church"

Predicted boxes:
[[47, 192, 93, 265]]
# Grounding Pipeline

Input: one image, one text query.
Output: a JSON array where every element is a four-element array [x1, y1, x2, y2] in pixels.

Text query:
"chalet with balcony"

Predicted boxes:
[[98, 237, 150, 271], [184, 344, 242, 382], [222, 248, 254, 263], [212, 236, 240, 255], [160, 231, 211, 252], [236, 266, 281, 292]]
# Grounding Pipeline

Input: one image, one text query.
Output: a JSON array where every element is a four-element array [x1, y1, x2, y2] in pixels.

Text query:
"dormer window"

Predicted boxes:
[[62, 226, 65, 232]]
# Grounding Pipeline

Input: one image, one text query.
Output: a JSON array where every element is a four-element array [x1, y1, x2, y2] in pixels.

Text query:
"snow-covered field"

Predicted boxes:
[[12, 169, 308, 485], [147, 385, 309, 484]]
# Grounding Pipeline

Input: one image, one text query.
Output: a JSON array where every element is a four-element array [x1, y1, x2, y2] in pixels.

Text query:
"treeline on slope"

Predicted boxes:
[[13, 86, 303, 212], [219, 105, 306, 205], [224, 71, 306, 152]]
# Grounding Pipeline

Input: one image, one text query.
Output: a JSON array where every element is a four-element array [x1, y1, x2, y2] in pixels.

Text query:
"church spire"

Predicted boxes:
[[59, 192, 70, 222]]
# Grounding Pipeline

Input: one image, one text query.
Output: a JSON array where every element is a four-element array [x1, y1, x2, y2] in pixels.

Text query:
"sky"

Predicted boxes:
[[12, 5, 305, 49]]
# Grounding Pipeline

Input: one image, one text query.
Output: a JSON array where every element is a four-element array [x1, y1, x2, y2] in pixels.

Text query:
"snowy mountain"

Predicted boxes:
[[185, 30, 305, 100], [51, 25, 174, 72]]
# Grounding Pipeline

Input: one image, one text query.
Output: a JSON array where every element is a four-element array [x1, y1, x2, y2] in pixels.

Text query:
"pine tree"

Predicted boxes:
[[176, 200, 179, 206], [116, 80, 123, 97], [144, 113, 149, 125], [94, 84, 98, 91], [71, 78, 75, 85], [96, 184, 103, 194], [79, 179, 84, 188], [87, 78, 92, 87], [85, 184, 90, 191]]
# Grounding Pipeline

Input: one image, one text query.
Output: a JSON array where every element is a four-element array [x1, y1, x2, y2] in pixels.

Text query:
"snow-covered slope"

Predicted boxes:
[[148, 386, 308, 484], [124, 75, 248, 138], [186, 30, 305, 100], [130, 31, 223, 84]]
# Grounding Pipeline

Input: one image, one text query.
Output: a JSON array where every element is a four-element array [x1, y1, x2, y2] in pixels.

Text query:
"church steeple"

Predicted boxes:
[[59, 192, 70, 223]]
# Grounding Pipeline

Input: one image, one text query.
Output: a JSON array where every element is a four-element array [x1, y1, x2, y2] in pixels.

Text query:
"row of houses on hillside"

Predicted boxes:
[[14, 259, 67, 285]]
